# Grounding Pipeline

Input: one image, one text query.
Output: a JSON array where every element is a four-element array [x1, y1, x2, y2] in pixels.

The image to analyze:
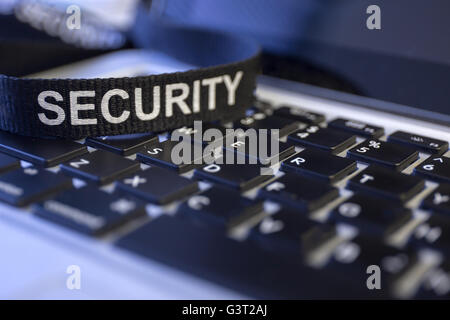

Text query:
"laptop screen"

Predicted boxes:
[[155, 0, 450, 124]]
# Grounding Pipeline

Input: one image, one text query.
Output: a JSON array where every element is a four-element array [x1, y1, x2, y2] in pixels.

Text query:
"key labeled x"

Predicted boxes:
[[124, 175, 147, 188]]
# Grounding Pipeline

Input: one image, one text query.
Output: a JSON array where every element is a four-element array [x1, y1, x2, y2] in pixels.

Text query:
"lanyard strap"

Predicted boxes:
[[0, 4, 261, 139]]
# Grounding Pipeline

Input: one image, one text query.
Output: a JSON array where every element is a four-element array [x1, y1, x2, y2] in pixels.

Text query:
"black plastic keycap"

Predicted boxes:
[[137, 140, 211, 173], [388, 131, 448, 155], [421, 184, 450, 215], [60, 150, 140, 185], [274, 106, 325, 125], [258, 174, 339, 212], [33, 187, 146, 236], [235, 113, 300, 137], [248, 208, 318, 256], [116, 167, 198, 204], [85, 133, 158, 156], [281, 148, 357, 183], [0, 167, 72, 206], [170, 123, 230, 145], [415, 156, 450, 184], [347, 140, 419, 171], [322, 236, 414, 297], [414, 259, 450, 299], [223, 133, 296, 166], [178, 186, 263, 230], [329, 193, 413, 236], [328, 118, 384, 138], [347, 166, 425, 202], [288, 126, 356, 154], [194, 161, 273, 192], [410, 214, 450, 254], [0, 131, 87, 167], [0, 153, 20, 174]]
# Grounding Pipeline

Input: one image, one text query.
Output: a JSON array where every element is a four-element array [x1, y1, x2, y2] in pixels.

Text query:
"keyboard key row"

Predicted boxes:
[[115, 214, 379, 299]]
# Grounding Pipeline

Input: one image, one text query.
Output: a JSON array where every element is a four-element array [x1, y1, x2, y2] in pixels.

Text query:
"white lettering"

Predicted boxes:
[[70, 91, 97, 125], [38, 91, 65, 126], [101, 89, 130, 124]]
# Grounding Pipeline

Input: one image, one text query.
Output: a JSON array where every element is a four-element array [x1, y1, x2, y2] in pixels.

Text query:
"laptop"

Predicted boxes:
[[0, 0, 449, 299]]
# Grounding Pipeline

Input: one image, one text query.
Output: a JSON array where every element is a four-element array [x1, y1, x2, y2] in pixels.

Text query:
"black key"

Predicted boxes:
[[0, 167, 72, 206], [329, 193, 413, 236], [248, 208, 318, 257], [116, 167, 198, 204], [194, 161, 273, 191], [170, 123, 230, 145], [328, 118, 384, 138], [388, 131, 448, 155], [347, 140, 419, 171], [223, 133, 296, 166], [410, 214, 450, 254], [323, 236, 414, 297], [136, 140, 209, 174], [281, 148, 357, 183], [0, 153, 20, 174], [60, 150, 140, 185], [288, 126, 356, 154], [273, 106, 325, 125], [33, 187, 146, 236], [85, 133, 158, 156], [421, 184, 450, 215], [235, 113, 300, 137], [347, 165, 425, 203], [116, 215, 377, 298], [415, 156, 450, 184], [178, 186, 263, 230], [258, 174, 339, 212], [0, 131, 87, 167]]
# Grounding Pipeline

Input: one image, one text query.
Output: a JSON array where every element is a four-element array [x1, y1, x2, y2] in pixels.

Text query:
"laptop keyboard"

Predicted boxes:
[[0, 100, 449, 299]]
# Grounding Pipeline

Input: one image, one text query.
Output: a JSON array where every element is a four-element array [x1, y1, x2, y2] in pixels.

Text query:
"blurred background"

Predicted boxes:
[[1, 0, 449, 117]]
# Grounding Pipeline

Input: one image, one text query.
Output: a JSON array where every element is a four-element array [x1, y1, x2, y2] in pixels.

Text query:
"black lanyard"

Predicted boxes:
[[0, 3, 261, 139]]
